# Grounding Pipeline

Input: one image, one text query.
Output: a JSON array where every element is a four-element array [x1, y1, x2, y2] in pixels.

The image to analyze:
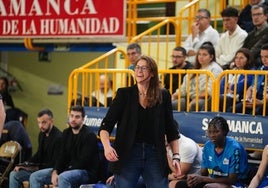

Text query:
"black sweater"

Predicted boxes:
[[54, 125, 99, 178], [30, 126, 62, 169]]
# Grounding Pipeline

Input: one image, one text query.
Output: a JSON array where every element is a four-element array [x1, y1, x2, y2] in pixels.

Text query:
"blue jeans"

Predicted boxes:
[[58, 169, 90, 188], [114, 143, 168, 188], [29, 168, 53, 188], [9, 169, 32, 188]]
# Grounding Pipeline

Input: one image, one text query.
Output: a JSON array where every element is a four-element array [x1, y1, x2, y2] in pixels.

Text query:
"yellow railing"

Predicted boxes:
[[68, 68, 268, 117], [127, 0, 249, 41], [130, 18, 177, 69], [68, 68, 134, 111], [159, 69, 216, 111], [216, 70, 268, 116], [126, 0, 249, 69]]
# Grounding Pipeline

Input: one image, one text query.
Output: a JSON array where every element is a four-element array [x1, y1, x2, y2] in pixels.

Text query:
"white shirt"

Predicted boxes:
[[216, 25, 248, 66], [91, 89, 113, 105], [167, 134, 202, 174], [179, 61, 223, 98], [183, 25, 220, 63]]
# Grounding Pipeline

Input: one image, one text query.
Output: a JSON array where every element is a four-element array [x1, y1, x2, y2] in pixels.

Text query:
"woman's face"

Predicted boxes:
[[134, 59, 152, 84], [197, 49, 213, 67], [234, 52, 248, 69], [0, 79, 7, 91]]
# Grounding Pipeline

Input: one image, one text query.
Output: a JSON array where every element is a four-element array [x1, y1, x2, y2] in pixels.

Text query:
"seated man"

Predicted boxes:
[[30, 105, 100, 187], [238, 0, 268, 33], [164, 46, 193, 93], [176, 116, 248, 188], [166, 122, 202, 188], [216, 6, 247, 69], [242, 4, 268, 67], [0, 120, 32, 163], [183, 8, 219, 64], [91, 74, 113, 107], [9, 109, 62, 188]]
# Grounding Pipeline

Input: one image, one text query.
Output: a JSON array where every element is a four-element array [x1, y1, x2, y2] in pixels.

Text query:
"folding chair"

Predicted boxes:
[[0, 140, 21, 186]]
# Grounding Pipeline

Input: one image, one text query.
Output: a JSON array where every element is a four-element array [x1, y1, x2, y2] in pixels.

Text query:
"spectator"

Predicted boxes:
[[238, 0, 268, 33], [0, 76, 14, 109], [9, 108, 62, 188], [242, 4, 268, 67], [183, 8, 220, 64], [176, 116, 248, 188], [172, 42, 223, 111], [216, 6, 248, 69], [219, 48, 254, 112], [233, 43, 268, 115], [167, 121, 202, 188], [47, 105, 99, 187], [0, 120, 32, 163], [127, 43, 142, 71], [164, 46, 193, 93], [0, 95, 5, 139], [126, 43, 142, 86], [91, 74, 113, 107], [248, 145, 268, 188], [99, 55, 181, 188]]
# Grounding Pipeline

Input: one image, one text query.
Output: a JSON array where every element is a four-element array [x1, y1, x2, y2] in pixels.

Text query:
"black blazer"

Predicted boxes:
[[99, 85, 179, 175]]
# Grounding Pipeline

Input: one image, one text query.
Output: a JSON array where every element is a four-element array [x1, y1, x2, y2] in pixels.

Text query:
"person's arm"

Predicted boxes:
[[51, 169, 59, 186], [169, 139, 181, 177], [167, 145, 192, 180], [187, 170, 238, 187], [100, 130, 118, 162], [248, 145, 268, 188], [0, 95, 6, 139], [245, 86, 253, 101]]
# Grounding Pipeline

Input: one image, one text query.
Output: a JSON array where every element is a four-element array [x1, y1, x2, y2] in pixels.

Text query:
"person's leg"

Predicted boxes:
[[114, 143, 143, 188], [136, 176, 146, 188], [172, 98, 186, 111], [189, 99, 205, 111], [9, 170, 32, 188], [57, 169, 89, 188], [172, 99, 179, 110], [29, 168, 53, 188], [175, 180, 189, 188], [142, 144, 168, 188]]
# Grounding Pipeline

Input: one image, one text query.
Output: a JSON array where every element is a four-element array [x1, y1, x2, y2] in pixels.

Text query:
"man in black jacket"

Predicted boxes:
[[9, 108, 62, 188], [31, 105, 99, 188]]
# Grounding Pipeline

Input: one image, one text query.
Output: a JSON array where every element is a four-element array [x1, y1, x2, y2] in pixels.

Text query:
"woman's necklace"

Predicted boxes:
[[139, 92, 147, 96]]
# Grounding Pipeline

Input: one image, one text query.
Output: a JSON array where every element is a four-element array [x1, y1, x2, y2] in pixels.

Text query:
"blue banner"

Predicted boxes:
[[84, 107, 268, 151]]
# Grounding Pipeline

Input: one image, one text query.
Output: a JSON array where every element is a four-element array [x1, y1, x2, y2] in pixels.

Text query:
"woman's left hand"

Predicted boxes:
[[172, 160, 181, 178]]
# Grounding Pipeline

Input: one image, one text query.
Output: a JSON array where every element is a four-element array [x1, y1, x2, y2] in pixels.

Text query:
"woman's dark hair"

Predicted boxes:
[[233, 48, 254, 70], [191, 42, 216, 80], [134, 55, 162, 107], [208, 116, 229, 136], [194, 42, 216, 70], [0, 76, 9, 91]]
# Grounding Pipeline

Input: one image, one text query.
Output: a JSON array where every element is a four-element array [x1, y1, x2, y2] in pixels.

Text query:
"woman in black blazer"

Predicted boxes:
[[99, 55, 181, 188]]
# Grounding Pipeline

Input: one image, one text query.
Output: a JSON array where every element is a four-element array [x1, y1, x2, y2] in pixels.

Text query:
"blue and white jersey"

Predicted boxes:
[[202, 137, 248, 181]]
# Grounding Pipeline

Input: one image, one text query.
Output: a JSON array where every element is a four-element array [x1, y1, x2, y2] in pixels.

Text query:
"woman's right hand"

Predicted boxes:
[[106, 175, 115, 184], [104, 145, 119, 162]]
